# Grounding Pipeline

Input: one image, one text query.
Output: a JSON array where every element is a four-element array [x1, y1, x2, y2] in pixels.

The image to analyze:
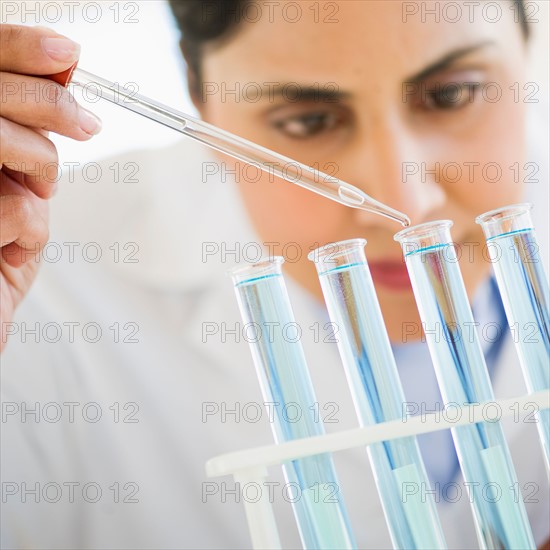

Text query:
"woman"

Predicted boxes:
[[1, 1, 548, 548]]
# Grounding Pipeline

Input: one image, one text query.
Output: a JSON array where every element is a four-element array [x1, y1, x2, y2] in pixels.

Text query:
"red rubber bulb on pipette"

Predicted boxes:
[[44, 61, 78, 87]]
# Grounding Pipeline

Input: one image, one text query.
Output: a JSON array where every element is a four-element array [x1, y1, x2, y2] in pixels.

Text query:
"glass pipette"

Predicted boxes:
[[68, 68, 410, 227]]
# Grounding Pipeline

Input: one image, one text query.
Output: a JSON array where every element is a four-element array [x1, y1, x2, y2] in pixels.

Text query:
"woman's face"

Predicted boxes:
[[195, 0, 527, 341]]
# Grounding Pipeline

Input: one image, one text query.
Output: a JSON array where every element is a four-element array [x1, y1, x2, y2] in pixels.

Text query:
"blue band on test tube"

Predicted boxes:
[[395, 221, 535, 549], [309, 239, 447, 550], [477, 203, 550, 468], [230, 257, 356, 550]]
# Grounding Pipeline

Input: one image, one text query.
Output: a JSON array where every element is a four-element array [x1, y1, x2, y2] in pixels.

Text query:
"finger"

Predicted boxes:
[[0, 165, 46, 201], [2, 164, 55, 195], [0, 73, 102, 139], [0, 24, 80, 74], [0, 118, 58, 198], [0, 194, 48, 267], [1, 242, 27, 268], [3, 142, 62, 192], [0, 167, 49, 231]]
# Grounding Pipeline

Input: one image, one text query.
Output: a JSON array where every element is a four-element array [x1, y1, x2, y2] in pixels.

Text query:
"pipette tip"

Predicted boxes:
[[339, 185, 410, 227], [360, 199, 411, 227]]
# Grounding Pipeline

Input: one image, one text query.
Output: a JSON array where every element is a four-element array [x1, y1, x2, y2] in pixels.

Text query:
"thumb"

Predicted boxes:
[[0, 24, 80, 74]]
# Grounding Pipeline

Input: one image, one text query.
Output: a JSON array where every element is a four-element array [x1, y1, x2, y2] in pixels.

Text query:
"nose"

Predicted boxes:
[[350, 116, 446, 229]]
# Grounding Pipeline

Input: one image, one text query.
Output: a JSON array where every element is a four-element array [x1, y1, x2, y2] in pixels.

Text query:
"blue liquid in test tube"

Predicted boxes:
[[309, 239, 447, 550], [230, 258, 356, 550], [476, 204, 549, 469], [395, 221, 535, 550]]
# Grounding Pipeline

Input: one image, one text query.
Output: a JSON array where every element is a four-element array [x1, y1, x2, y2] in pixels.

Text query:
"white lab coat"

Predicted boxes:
[[1, 121, 549, 549]]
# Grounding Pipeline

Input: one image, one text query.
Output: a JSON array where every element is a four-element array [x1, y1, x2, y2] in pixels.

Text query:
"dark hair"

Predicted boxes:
[[168, 0, 530, 97], [168, 0, 249, 97]]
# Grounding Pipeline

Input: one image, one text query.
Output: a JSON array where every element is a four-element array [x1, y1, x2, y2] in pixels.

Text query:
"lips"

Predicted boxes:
[[368, 260, 412, 291]]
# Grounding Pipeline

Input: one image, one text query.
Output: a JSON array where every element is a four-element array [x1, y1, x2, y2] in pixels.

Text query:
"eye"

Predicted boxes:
[[271, 110, 345, 139], [421, 82, 482, 111]]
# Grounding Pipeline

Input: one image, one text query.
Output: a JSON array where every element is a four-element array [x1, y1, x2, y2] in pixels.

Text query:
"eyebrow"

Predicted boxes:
[[257, 41, 493, 103], [263, 84, 351, 103], [406, 41, 495, 82]]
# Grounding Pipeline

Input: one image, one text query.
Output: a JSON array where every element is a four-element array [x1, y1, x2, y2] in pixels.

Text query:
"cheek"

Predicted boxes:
[[234, 162, 349, 248], [437, 99, 527, 212]]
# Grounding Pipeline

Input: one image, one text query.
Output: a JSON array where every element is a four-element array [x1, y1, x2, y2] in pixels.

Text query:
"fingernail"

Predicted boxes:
[[42, 37, 81, 62], [78, 107, 102, 136]]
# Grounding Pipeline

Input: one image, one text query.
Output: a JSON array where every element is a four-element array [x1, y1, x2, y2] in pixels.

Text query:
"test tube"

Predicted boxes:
[[394, 221, 535, 550], [476, 204, 549, 468], [309, 239, 447, 550], [230, 258, 356, 550]]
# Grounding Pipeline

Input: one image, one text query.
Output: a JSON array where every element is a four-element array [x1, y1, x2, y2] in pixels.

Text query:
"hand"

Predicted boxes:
[[0, 24, 102, 351]]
